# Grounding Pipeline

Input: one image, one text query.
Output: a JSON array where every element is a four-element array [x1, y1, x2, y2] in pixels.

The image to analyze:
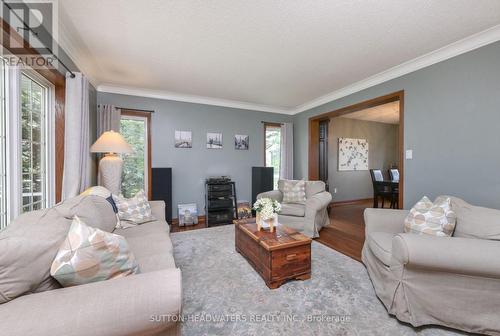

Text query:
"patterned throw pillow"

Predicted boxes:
[[50, 216, 139, 287], [281, 180, 307, 204], [112, 190, 155, 228], [404, 196, 457, 237]]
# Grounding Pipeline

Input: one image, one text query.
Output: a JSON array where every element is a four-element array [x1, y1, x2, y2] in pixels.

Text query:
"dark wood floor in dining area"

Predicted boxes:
[[315, 199, 375, 262]]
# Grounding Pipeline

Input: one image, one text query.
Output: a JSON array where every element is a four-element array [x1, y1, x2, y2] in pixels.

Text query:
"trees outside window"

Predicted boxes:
[[264, 123, 282, 189], [120, 111, 151, 199], [20, 73, 48, 213]]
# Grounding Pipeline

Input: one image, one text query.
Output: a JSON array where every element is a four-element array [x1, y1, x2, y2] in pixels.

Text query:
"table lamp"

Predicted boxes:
[[90, 130, 133, 194]]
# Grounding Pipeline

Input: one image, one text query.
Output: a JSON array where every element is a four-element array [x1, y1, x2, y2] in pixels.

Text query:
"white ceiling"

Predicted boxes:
[[57, 0, 500, 114], [341, 101, 400, 125]]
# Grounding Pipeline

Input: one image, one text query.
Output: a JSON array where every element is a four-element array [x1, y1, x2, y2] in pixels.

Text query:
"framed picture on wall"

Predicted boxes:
[[207, 132, 223, 149], [338, 137, 369, 171], [174, 130, 192, 148], [234, 134, 249, 150]]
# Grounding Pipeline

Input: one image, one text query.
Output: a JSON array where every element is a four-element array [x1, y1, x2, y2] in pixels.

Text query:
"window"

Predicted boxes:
[[20, 73, 49, 213], [0, 59, 7, 229], [0, 66, 54, 228], [120, 111, 151, 198], [264, 123, 282, 188]]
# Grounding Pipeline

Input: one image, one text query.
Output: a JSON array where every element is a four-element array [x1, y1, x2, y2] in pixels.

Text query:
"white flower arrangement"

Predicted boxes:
[[253, 198, 281, 221]]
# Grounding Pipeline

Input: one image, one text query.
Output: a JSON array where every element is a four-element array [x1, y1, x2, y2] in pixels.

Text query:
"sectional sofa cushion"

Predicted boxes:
[[450, 196, 500, 240], [404, 196, 456, 237], [51, 216, 139, 287], [113, 190, 155, 227], [279, 180, 306, 204], [0, 208, 70, 304], [56, 195, 118, 233], [0, 268, 182, 336], [115, 220, 175, 272], [0, 195, 118, 304]]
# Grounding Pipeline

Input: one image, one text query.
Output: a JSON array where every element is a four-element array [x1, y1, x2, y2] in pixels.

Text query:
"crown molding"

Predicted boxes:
[[291, 24, 500, 114], [88, 24, 500, 115], [96, 84, 292, 114]]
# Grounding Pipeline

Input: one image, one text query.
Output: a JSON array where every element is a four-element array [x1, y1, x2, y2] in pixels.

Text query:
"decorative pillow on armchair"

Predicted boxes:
[[50, 216, 139, 287], [404, 196, 457, 237], [280, 180, 306, 204], [112, 190, 155, 228]]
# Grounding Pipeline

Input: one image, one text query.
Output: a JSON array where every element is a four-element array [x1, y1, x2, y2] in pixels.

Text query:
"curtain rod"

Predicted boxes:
[[97, 105, 155, 113], [116, 106, 154, 113], [2, 0, 76, 78], [261, 121, 283, 125]]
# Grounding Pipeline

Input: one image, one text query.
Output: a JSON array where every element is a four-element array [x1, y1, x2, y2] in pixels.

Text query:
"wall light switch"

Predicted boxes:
[[405, 149, 413, 160]]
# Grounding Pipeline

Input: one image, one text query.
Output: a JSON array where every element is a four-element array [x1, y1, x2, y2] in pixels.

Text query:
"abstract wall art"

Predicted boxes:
[[338, 137, 369, 171]]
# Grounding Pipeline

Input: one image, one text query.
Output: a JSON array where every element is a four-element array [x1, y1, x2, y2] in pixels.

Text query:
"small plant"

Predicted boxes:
[[253, 198, 281, 221]]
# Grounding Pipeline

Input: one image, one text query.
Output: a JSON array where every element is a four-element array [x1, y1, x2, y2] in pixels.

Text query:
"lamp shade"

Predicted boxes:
[[90, 130, 133, 154]]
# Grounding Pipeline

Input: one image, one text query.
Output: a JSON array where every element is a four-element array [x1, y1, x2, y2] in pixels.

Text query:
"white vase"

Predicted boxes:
[[261, 213, 277, 232]]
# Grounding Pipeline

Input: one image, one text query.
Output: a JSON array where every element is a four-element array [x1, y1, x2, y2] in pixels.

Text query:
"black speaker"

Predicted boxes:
[[251, 167, 274, 205], [151, 168, 172, 223]]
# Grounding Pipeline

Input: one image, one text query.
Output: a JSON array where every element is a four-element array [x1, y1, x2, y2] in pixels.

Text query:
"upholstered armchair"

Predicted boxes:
[[362, 196, 500, 335], [257, 180, 332, 238]]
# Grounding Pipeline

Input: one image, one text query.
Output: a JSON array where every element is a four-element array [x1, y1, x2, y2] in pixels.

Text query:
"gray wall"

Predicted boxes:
[[329, 117, 398, 202], [294, 41, 500, 209], [98, 92, 292, 217]]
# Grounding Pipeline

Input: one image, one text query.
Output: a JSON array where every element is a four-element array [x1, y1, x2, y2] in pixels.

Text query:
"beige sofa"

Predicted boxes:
[[0, 194, 181, 336], [258, 180, 332, 238], [362, 196, 500, 335]]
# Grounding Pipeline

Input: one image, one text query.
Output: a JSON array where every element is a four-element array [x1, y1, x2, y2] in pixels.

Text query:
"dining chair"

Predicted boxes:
[[388, 168, 400, 208], [389, 168, 400, 181], [370, 169, 392, 208]]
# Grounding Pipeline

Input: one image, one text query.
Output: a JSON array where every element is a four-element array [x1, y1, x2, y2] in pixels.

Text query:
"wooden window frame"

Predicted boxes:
[[120, 109, 152, 199]]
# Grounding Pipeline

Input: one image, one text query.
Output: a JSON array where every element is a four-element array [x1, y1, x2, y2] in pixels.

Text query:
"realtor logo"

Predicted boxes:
[[1, 0, 56, 55], [1, 0, 59, 68]]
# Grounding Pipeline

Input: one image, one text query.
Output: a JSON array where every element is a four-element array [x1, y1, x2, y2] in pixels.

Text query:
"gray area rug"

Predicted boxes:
[[171, 225, 466, 336]]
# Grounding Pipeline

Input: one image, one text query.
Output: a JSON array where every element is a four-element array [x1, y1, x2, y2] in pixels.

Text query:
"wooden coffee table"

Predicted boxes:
[[234, 218, 312, 289]]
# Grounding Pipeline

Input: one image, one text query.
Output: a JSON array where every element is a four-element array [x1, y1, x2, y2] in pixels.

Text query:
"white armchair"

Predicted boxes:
[[257, 180, 332, 238], [362, 197, 500, 334]]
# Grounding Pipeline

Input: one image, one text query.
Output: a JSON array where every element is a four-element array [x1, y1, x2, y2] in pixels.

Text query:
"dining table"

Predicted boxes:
[[373, 179, 399, 208]]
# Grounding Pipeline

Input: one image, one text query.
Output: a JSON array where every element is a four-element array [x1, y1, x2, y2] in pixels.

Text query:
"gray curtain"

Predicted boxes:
[[61, 73, 91, 200], [96, 104, 122, 186], [280, 122, 294, 180], [97, 104, 121, 136]]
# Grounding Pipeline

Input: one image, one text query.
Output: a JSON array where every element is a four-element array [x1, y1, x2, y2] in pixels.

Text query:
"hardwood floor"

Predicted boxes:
[[170, 217, 207, 233], [316, 199, 374, 262], [170, 222, 207, 233]]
